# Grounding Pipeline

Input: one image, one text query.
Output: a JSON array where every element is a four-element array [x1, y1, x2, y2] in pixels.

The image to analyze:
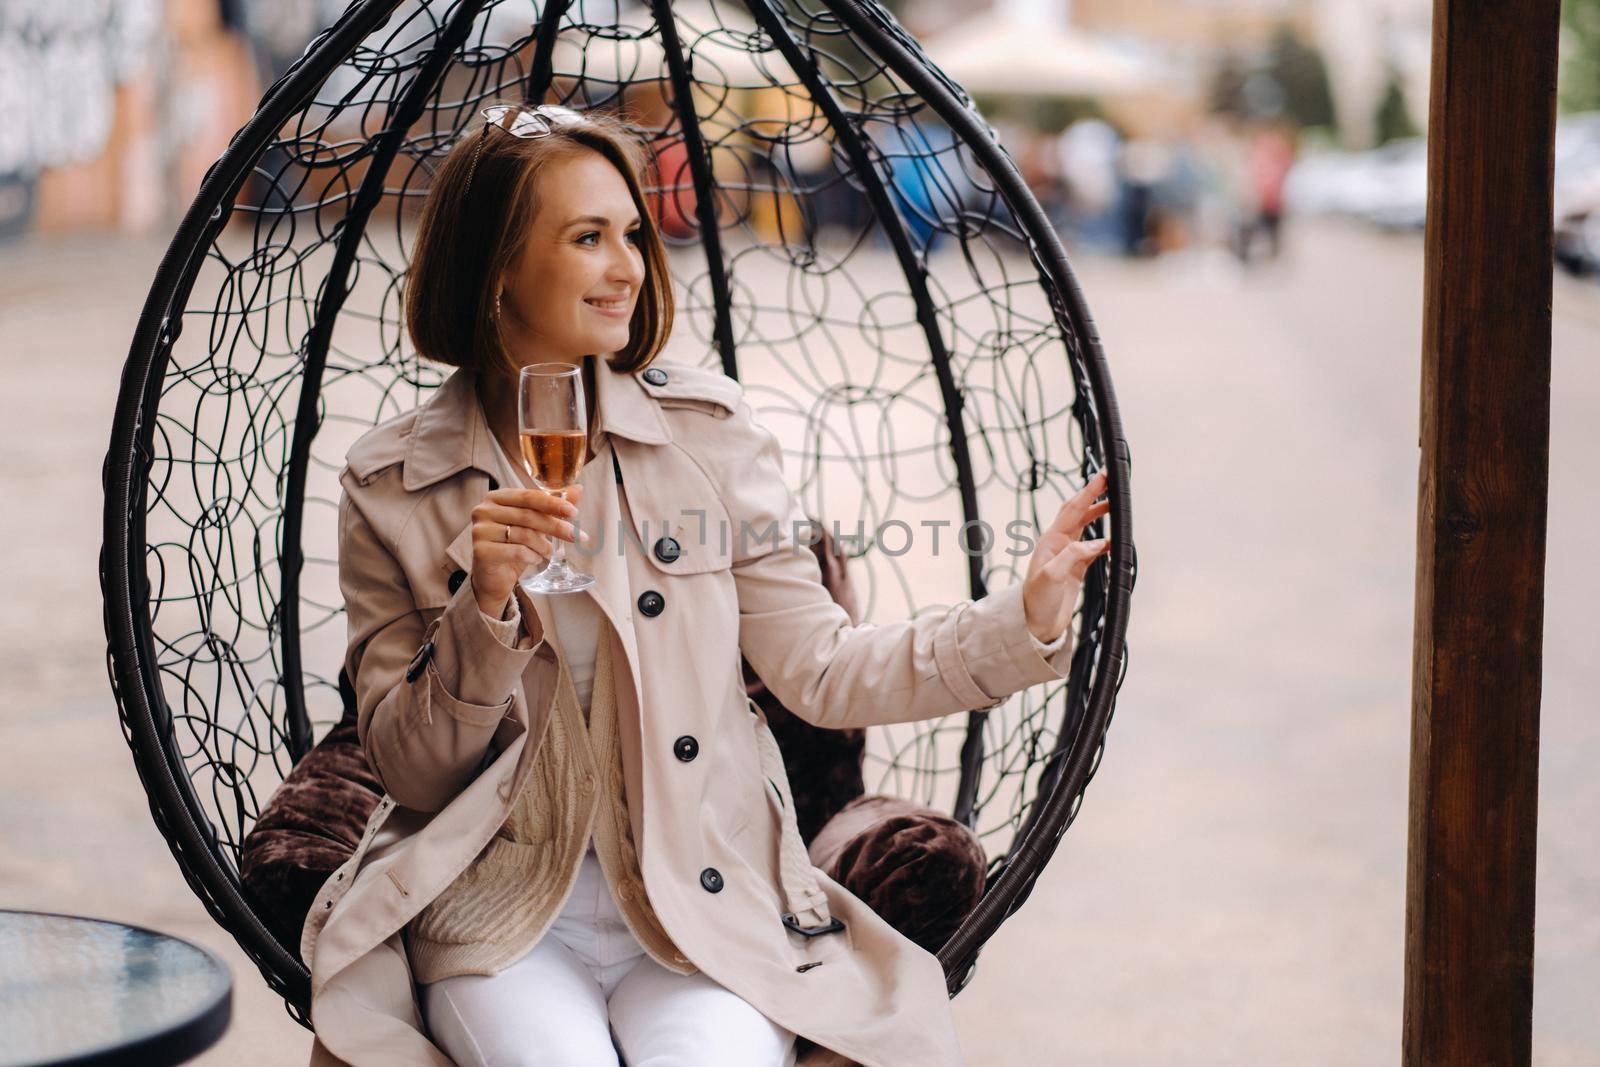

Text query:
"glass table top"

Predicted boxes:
[[0, 910, 232, 1067]]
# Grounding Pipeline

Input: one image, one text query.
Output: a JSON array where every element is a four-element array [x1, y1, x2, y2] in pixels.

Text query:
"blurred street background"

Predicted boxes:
[[2, 0, 1598, 1063]]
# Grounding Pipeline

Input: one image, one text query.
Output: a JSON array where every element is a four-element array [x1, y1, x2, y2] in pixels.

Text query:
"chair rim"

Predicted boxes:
[[100, 0, 1134, 1026]]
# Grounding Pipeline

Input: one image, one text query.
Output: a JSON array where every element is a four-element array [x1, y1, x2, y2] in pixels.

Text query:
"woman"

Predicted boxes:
[[307, 102, 1112, 1067]]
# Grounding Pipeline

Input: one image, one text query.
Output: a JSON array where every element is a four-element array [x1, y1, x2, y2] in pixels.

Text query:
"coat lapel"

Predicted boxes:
[[405, 358, 670, 498]]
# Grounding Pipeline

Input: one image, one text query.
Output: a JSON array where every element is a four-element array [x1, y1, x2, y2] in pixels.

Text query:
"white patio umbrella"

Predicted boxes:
[[920, 14, 1175, 99]]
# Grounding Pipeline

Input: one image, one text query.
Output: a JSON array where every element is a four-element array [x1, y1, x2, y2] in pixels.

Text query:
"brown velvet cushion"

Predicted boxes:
[[240, 520, 988, 972], [238, 670, 382, 961], [807, 794, 987, 956]]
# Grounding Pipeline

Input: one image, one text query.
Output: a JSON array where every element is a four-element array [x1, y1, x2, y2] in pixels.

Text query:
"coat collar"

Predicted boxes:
[[402, 357, 671, 493]]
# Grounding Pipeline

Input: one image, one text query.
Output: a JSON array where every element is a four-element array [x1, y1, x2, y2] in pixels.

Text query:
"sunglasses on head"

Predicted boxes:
[[462, 103, 586, 198], [483, 103, 584, 138]]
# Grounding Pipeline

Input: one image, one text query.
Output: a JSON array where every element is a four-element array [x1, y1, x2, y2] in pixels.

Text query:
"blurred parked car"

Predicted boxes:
[[1553, 112, 1600, 280], [1283, 136, 1426, 230], [1554, 111, 1600, 222], [1555, 201, 1600, 278], [1286, 112, 1600, 274]]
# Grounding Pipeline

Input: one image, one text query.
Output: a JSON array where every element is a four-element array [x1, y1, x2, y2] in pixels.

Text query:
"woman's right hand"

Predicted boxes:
[[469, 483, 587, 616]]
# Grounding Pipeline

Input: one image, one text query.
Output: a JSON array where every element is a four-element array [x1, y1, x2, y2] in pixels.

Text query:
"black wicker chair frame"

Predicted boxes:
[[101, 0, 1135, 1030]]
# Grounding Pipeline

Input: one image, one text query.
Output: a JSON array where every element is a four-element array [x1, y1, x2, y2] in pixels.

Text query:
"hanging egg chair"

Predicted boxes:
[[101, 0, 1135, 1031]]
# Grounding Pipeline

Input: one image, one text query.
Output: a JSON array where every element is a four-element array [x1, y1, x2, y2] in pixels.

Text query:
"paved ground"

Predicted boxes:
[[1, 218, 1596, 1065]]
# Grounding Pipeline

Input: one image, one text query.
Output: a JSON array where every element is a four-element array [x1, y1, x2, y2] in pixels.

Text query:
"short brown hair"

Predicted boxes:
[[405, 101, 674, 379]]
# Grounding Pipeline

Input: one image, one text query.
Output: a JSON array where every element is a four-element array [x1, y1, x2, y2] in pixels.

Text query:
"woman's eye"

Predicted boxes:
[[577, 230, 640, 246]]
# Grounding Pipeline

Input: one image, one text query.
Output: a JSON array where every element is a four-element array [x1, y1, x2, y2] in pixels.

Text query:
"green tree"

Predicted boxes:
[[1207, 22, 1336, 134], [1374, 65, 1420, 145], [1266, 22, 1337, 131], [1561, 0, 1600, 113]]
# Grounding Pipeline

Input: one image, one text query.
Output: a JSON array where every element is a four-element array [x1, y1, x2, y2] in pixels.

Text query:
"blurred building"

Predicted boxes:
[[1075, 0, 1428, 147], [0, 0, 296, 242], [1074, 0, 1318, 49]]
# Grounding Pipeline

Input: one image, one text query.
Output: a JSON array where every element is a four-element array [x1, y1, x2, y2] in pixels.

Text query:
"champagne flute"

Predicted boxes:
[[517, 362, 596, 594]]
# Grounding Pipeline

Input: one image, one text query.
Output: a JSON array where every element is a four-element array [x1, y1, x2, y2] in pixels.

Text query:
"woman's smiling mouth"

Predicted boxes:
[[585, 295, 629, 317]]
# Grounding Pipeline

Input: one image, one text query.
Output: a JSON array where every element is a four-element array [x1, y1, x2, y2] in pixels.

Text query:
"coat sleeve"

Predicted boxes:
[[725, 401, 1073, 730], [338, 481, 542, 812]]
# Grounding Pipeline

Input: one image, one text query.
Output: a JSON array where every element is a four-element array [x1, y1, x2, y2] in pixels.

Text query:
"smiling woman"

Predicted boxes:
[[302, 93, 1105, 1067], [375, 102, 824, 1066]]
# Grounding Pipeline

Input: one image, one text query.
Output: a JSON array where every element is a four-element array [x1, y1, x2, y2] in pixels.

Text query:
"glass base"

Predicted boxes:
[[519, 555, 595, 595]]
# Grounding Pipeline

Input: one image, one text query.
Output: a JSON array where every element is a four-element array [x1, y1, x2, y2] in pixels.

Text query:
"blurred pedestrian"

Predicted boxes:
[[1117, 137, 1172, 258], [1236, 119, 1297, 263], [1055, 118, 1123, 252]]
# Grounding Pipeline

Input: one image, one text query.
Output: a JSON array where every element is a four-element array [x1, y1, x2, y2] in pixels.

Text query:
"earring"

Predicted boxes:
[[494, 288, 502, 320]]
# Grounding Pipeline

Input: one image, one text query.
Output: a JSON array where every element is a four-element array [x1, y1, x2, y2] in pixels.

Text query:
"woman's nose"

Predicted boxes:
[[610, 241, 644, 284]]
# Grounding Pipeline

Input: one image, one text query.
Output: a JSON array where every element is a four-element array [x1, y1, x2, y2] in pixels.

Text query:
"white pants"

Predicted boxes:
[[419, 847, 799, 1066]]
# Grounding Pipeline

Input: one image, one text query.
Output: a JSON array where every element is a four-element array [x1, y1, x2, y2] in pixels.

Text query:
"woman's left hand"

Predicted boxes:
[[1021, 468, 1112, 644]]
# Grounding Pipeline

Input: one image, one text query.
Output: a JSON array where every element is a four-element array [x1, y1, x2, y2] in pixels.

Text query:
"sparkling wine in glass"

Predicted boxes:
[[517, 362, 595, 594]]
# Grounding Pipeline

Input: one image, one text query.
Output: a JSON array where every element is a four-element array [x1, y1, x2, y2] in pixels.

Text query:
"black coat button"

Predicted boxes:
[[673, 735, 699, 761], [642, 367, 669, 386], [448, 568, 467, 595], [405, 640, 435, 683], [637, 590, 665, 617], [653, 536, 682, 564], [700, 867, 724, 893]]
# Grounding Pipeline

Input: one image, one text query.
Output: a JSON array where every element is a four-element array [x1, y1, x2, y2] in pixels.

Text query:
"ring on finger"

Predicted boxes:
[[503, 523, 511, 542]]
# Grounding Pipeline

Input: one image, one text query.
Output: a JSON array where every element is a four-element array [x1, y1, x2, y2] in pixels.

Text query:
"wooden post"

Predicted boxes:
[[1405, 1, 1559, 1063]]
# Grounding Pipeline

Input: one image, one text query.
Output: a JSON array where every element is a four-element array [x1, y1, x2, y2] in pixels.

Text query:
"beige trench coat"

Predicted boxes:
[[303, 357, 1073, 1066]]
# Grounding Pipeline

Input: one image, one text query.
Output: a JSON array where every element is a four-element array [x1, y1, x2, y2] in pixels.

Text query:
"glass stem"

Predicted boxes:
[[548, 488, 569, 570]]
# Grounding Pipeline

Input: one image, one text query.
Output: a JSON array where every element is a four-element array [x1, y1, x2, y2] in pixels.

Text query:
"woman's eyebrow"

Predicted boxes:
[[565, 213, 642, 228]]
